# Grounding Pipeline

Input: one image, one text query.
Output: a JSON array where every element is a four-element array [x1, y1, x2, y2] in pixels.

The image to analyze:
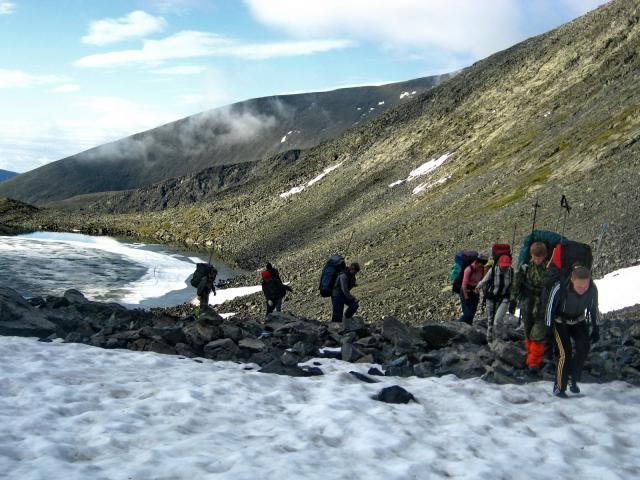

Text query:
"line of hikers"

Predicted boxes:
[[452, 230, 600, 398], [191, 228, 599, 399]]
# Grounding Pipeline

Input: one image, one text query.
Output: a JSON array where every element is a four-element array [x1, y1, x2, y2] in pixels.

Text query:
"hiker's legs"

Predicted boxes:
[[199, 289, 209, 309], [344, 298, 359, 319], [570, 321, 590, 385], [266, 300, 276, 316], [274, 297, 283, 312], [494, 298, 509, 338], [459, 292, 478, 325], [553, 322, 573, 393], [486, 298, 496, 340], [527, 313, 548, 369], [331, 296, 345, 322]]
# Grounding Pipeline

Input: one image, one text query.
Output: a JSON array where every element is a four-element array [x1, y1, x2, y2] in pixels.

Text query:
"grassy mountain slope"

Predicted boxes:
[[6, 0, 640, 323], [0, 76, 447, 205]]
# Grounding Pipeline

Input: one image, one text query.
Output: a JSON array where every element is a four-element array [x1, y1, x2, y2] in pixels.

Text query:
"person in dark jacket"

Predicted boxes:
[[331, 262, 360, 322], [197, 267, 217, 309], [546, 265, 600, 398], [261, 270, 292, 316], [266, 263, 282, 283]]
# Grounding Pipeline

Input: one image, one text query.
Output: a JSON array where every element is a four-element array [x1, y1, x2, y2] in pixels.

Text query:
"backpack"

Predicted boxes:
[[190, 263, 216, 288], [319, 255, 346, 297], [450, 250, 478, 294], [547, 240, 593, 283], [516, 229, 565, 268], [491, 243, 511, 263]]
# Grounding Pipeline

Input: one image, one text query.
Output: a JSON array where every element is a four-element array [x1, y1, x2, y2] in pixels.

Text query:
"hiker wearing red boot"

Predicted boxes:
[[511, 242, 548, 373]]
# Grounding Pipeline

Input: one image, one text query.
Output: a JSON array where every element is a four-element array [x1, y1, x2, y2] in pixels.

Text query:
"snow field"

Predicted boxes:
[[1, 337, 639, 480]]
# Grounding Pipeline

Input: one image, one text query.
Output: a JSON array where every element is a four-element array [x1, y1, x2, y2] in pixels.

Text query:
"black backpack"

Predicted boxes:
[[190, 263, 216, 288], [319, 255, 346, 297]]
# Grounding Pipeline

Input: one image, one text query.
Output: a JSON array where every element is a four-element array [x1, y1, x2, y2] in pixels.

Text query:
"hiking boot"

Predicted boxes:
[[553, 385, 568, 399], [569, 379, 580, 394]]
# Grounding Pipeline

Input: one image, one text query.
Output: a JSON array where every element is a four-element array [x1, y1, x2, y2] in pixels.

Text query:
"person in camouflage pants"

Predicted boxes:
[[511, 242, 548, 371]]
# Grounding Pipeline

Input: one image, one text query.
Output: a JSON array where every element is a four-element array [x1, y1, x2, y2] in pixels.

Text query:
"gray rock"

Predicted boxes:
[[341, 343, 364, 362], [129, 338, 175, 355], [382, 316, 423, 350], [374, 385, 417, 404], [0, 287, 58, 339], [63, 289, 89, 304], [239, 337, 266, 353], [421, 321, 459, 348], [492, 341, 526, 369], [280, 350, 300, 366], [204, 338, 240, 360]]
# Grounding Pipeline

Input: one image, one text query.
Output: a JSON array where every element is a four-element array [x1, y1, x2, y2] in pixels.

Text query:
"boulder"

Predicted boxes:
[[258, 359, 323, 377], [238, 337, 266, 353], [204, 338, 240, 361], [129, 339, 175, 355], [382, 316, 423, 352], [0, 287, 58, 338], [341, 343, 364, 362], [63, 289, 89, 304], [374, 385, 417, 404], [492, 341, 526, 368]]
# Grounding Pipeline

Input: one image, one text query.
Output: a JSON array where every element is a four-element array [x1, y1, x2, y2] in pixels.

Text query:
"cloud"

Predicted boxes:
[[0, 69, 69, 88], [0, 2, 15, 15], [152, 65, 207, 75], [82, 10, 167, 46], [51, 84, 81, 93], [0, 97, 179, 172], [75, 31, 352, 67], [243, 0, 609, 60]]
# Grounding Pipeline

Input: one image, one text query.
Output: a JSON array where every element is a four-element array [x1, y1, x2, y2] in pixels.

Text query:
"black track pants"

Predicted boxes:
[[553, 320, 590, 393]]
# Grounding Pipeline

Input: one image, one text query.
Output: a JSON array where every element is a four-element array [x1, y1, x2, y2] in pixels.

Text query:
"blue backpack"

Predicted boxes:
[[450, 250, 478, 294], [319, 255, 346, 297]]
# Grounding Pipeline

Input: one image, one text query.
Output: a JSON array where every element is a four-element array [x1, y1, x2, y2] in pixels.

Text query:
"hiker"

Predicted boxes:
[[511, 242, 549, 372], [331, 262, 360, 322], [266, 262, 282, 283], [476, 254, 513, 342], [197, 266, 217, 309], [458, 253, 488, 325], [545, 265, 600, 398], [261, 269, 292, 316]]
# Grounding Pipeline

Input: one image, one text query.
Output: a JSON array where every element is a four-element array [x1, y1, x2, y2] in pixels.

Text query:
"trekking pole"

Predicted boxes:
[[531, 197, 540, 234], [560, 195, 571, 237], [511, 223, 517, 248], [592, 222, 609, 276], [207, 246, 213, 266]]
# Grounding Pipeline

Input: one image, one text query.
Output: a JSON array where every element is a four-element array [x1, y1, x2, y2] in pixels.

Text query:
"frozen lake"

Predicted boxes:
[[0, 231, 237, 308]]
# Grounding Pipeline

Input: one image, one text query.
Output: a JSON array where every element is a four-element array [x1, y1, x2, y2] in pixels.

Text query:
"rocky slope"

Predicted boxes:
[[0, 76, 448, 205], [3, 287, 640, 385], [3, 0, 640, 324]]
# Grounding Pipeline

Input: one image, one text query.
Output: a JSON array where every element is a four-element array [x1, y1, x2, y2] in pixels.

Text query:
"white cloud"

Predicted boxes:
[[82, 10, 167, 46], [75, 31, 352, 67], [243, 0, 609, 60], [51, 84, 81, 93], [152, 65, 207, 75], [0, 97, 179, 172], [0, 1, 15, 15], [0, 69, 69, 88]]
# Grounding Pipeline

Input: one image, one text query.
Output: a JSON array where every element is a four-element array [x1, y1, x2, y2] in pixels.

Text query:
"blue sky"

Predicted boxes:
[[0, 0, 608, 173]]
